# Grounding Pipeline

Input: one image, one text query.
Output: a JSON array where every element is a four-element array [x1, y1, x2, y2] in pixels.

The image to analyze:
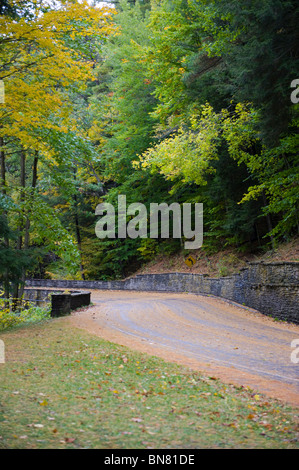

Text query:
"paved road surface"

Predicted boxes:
[[69, 290, 299, 406]]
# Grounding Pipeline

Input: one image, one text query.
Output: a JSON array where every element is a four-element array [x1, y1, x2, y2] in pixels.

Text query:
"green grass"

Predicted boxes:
[[0, 317, 298, 449], [0, 301, 51, 332]]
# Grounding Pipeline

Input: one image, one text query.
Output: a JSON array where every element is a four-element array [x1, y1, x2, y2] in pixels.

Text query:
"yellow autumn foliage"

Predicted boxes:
[[0, 0, 116, 150]]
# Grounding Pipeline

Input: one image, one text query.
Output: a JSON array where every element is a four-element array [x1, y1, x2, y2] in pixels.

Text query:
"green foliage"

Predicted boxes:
[[1, 0, 298, 282], [89, 0, 157, 184], [139, 100, 299, 243], [203, 0, 299, 144], [0, 213, 38, 289], [137, 104, 221, 185], [137, 238, 158, 261], [0, 292, 51, 331]]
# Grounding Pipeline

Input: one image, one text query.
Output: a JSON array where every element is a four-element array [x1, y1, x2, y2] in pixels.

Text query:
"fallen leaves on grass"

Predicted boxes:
[[131, 418, 143, 423], [60, 437, 76, 444], [38, 400, 48, 406]]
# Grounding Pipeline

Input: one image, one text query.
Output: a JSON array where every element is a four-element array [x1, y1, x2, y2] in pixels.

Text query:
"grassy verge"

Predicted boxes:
[[0, 299, 51, 332], [0, 317, 298, 449]]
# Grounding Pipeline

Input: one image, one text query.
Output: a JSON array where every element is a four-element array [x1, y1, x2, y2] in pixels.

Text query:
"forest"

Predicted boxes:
[[0, 0, 298, 302]]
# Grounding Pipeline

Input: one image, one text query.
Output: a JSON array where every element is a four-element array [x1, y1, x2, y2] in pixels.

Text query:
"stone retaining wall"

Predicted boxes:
[[23, 288, 91, 317], [51, 291, 91, 317], [25, 262, 299, 324], [23, 289, 61, 304]]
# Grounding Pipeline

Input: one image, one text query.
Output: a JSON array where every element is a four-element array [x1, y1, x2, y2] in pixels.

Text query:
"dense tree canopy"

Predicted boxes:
[[0, 0, 298, 288]]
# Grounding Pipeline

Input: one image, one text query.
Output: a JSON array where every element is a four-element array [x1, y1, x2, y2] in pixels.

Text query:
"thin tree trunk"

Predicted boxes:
[[18, 151, 39, 300], [255, 221, 261, 247], [72, 168, 85, 280], [17, 148, 26, 250], [0, 137, 5, 190], [0, 136, 10, 302], [32, 151, 38, 188], [262, 191, 275, 250], [74, 196, 85, 280], [12, 149, 26, 307], [22, 151, 38, 250]]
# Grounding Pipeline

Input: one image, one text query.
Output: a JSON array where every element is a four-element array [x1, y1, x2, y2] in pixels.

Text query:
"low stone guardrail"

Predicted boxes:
[[22, 288, 91, 317], [50, 291, 91, 317]]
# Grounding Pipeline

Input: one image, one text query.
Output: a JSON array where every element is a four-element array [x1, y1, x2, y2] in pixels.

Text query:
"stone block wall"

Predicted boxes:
[[25, 262, 299, 324], [51, 293, 72, 317], [23, 289, 61, 304], [23, 288, 91, 317], [51, 291, 91, 317], [70, 292, 91, 312]]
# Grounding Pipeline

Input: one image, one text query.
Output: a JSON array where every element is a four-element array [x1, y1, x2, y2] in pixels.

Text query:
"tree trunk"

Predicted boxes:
[[13, 149, 26, 307], [262, 191, 275, 250], [17, 148, 26, 250], [74, 198, 85, 280], [0, 136, 10, 302], [18, 151, 39, 300], [72, 168, 85, 280]]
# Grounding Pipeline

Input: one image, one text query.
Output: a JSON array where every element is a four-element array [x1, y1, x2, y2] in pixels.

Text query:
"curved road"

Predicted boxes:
[[69, 290, 299, 406]]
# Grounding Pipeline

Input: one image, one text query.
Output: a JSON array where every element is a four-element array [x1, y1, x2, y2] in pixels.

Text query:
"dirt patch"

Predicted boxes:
[[133, 237, 299, 278]]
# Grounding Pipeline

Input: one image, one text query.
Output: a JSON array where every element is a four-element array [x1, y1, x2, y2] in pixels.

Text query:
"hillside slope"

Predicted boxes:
[[133, 238, 299, 279]]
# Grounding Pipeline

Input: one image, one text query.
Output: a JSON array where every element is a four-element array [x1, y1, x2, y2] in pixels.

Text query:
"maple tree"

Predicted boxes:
[[0, 0, 116, 299], [0, 0, 115, 149]]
